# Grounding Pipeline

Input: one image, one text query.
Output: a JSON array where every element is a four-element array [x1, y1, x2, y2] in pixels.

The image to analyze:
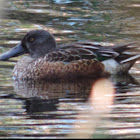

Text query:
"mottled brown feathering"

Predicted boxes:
[[13, 56, 105, 80]]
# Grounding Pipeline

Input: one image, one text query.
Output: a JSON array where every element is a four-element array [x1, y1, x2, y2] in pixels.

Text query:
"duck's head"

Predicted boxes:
[[0, 29, 57, 60]]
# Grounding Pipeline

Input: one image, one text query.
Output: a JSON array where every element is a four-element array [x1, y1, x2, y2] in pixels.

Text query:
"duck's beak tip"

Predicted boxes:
[[0, 43, 25, 61]]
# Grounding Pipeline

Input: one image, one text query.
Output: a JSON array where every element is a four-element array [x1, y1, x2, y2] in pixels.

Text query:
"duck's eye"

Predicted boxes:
[[29, 37, 35, 42]]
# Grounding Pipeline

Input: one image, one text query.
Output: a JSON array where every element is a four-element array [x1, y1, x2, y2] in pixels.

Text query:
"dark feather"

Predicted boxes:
[[46, 42, 139, 63], [111, 42, 137, 53], [46, 44, 97, 62]]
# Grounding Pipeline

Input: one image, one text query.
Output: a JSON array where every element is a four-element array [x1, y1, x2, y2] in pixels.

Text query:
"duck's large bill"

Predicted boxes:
[[0, 43, 25, 60]]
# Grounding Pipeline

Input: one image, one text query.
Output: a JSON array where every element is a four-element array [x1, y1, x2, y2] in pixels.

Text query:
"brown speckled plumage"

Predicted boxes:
[[13, 56, 105, 79]]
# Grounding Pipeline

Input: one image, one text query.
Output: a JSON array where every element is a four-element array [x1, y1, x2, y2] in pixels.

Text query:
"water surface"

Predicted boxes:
[[0, 0, 140, 138]]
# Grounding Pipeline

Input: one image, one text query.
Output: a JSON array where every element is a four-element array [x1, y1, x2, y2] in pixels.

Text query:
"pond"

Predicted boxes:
[[0, 0, 140, 138]]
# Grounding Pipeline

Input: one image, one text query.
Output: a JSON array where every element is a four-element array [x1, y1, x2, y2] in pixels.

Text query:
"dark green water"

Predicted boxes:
[[0, 0, 140, 138]]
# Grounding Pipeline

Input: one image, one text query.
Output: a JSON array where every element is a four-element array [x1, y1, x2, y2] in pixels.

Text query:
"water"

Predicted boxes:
[[0, 0, 140, 138]]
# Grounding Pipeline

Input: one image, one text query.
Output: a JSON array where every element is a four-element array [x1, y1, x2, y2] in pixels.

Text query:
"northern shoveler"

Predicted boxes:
[[0, 29, 139, 80]]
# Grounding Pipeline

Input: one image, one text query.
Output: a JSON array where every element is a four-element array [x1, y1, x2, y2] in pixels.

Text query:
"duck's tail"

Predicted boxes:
[[118, 54, 140, 73], [114, 43, 140, 72], [102, 42, 140, 74]]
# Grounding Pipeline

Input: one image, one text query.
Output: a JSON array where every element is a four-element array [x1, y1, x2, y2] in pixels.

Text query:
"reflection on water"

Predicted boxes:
[[14, 79, 95, 99], [0, 74, 140, 138], [0, 0, 140, 138]]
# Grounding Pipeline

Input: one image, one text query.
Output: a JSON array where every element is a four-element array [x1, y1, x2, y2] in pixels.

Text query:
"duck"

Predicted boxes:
[[0, 29, 139, 80]]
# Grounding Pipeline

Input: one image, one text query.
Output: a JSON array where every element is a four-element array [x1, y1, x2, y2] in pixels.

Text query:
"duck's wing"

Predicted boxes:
[[46, 44, 96, 62], [78, 42, 140, 62], [46, 42, 119, 62]]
